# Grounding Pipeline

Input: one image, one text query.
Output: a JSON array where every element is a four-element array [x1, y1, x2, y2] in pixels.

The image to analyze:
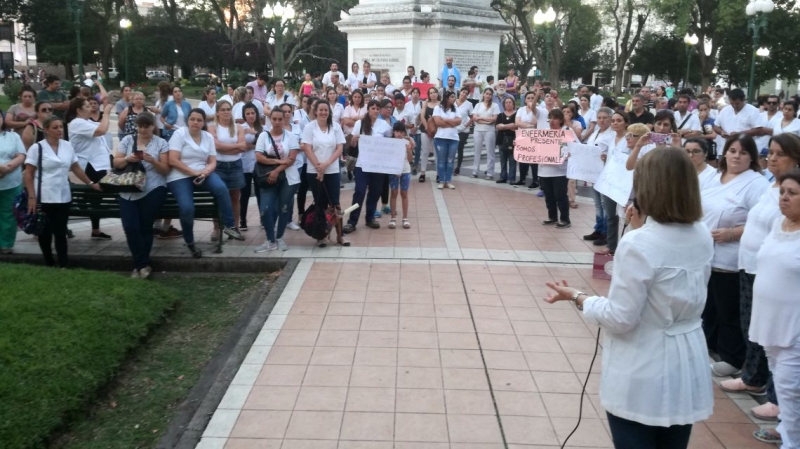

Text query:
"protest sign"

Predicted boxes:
[[594, 150, 634, 205], [413, 83, 435, 100], [356, 135, 407, 174], [566, 143, 606, 184], [513, 128, 575, 165]]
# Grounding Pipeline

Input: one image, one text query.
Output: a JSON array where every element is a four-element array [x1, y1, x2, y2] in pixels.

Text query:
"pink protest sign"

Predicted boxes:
[[513, 128, 575, 165]]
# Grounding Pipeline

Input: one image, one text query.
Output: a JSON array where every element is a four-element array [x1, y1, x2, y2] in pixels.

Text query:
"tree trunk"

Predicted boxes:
[[614, 67, 624, 94]]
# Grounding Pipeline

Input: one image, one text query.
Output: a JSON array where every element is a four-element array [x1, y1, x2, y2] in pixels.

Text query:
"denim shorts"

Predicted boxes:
[[215, 159, 245, 190], [390, 173, 411, 191]]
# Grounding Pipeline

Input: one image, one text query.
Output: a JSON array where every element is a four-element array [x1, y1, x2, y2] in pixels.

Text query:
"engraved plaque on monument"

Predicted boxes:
[[353, 48, 407, 74], [445, 49, 495, 77]]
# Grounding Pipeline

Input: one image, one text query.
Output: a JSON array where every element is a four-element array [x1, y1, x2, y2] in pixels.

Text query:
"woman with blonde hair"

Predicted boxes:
[[545, 147, 714, 448]]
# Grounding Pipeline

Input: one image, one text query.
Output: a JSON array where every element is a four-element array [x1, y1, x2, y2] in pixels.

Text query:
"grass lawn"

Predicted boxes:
[[0, 95, 12, 111], [0, 263, 269, 449]]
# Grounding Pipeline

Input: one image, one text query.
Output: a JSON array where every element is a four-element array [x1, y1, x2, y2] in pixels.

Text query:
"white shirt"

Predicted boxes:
[[749, 220, 800, 348], [241, 123, 259, 173], [715, 104, 765, 135], [266, 91, 296, 110], [342, 105, 367, 135], [219, 94, 233, 105], [175, 106, 186, 128], [769, 116, 800, 137], [198, 100, 217, 123], [0, 131, 26, 190], [471, 102, 500, 132], [516, 105, 548, 129], [405, 100, 422, 133], [352, 118, 393, 138], [233, 100, 265, 121], [586, 127, 615, 152], [433, 107, 460, 141], [68, 118, 110, 171], [25, 140, 78, 203], [166, 127, 217, 183], [700, 170, 770, 270], [301, 121, 346, 175], [583, 220, 714, 427], [698, 164, 717, 191], [739, 186, 780, 274], [256, 130, 301, 185], [392, 106, 418, 132], [294, 109, 311, 131], [212, 123, 242, 162], [347, 72, 362, 93], [330, 102, 345, 124], [757, 111, 781, 150], [117, 135, 169, 201], [674, 110, 701, 134], [590, 93, 603, 111], [579, 108, 597, 124], [322, 70, 345, 87]]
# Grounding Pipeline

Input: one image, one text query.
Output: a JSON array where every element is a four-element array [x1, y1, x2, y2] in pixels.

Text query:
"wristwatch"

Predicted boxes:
[[571, 291, 586, 311]]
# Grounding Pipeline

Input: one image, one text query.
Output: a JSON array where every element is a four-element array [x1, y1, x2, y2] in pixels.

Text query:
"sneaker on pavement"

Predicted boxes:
[[751, 402, 780, 421], [382, 205, 391, 214], [158, 226, 183, 239], [374, 211, 382, 218], [239, 223, 249, 231], [255, 241, 277, 253], [447, 183, 456, 189], [437, 183, 444, 189], [366, 221, 380, 229], [91, 232, 112, 240], [710, 361, 742, 377], [287, 222, 301, 231], [139, 266, 153, 280], [277, 238, 288, 251], [343, 223, 356, 234], [583, 231, 602, 241], [131, 269, 140, 279], [542, 219, 557, 225], [223, 227, 245, 241], [556, 221, 572, 229], [719, 378, 767, 395], [485, 175, 493, 180], [753, 428, 782, 444]]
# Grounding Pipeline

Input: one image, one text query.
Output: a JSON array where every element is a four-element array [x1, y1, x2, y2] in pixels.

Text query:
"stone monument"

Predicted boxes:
[[336, 0, 510, 88]]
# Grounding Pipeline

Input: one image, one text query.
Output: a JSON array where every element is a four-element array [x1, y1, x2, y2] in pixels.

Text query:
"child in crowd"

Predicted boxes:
[[389, 122, 414, 229], [300, 73, 314, 96]]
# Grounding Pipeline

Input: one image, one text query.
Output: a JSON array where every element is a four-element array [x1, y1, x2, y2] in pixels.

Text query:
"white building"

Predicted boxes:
[[0, 20, 37, 76]]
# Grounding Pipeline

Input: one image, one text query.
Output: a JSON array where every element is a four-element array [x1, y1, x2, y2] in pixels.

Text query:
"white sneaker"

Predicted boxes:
[[437, 183, 444, 189], [255, 241, 277, 253], [710, 361, 742, 377], [277, 238, 288, 251], [287, 222, 301, 231]]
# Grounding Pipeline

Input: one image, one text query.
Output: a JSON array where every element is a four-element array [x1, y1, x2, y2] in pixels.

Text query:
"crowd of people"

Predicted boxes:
[[1, 56, 800, 448]]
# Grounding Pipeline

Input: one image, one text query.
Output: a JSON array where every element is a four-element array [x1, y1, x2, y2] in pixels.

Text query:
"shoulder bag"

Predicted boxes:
[[255, 132, 287, 188], [13, 143, 48, 235], [99, 135, 147, 193]]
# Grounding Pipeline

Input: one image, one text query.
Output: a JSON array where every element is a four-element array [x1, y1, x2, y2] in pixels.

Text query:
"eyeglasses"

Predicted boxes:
[[625, 134, 642, 139], [686, 149, 704, 155]]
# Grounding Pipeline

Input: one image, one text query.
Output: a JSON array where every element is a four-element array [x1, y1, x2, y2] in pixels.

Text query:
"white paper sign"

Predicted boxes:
[[566, 143, 606, 184], [594, 150, 634, 206], [356, 135, 407, 174]]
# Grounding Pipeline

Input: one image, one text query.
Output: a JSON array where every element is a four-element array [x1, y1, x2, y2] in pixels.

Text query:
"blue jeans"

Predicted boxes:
[[348, 167, 384, 227], [168, 174, 235, 245], [434, 138, 458, 183], [592, 187, 607, 234], [118, 187, 167, 269], [411, 134, 422, 168], [606, 412, 692, 449], [307, 172, 341, 210], [259, 178, 299, 242]]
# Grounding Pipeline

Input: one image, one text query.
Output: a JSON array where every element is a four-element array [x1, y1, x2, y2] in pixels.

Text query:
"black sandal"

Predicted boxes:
[[419, 173, 426, 183]]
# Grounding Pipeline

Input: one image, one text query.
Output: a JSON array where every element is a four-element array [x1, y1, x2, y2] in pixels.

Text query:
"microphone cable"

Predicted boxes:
[[560, 326, 602, 449]]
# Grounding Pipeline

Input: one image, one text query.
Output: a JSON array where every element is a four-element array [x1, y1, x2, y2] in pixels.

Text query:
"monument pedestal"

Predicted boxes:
[[336, 0, 510, 88]]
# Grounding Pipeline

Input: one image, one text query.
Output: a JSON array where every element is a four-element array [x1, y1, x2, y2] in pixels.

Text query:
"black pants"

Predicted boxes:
[[518, 163, 539, 185], [739, 271, 771, 387], [240, 172, 261, 227], [84, 163, 107, 231], [702, 270, 745, 368], [456, 131, 469, 172], [607, 413, 693, 449], [381, 174, 390, 205], [39, 203, 70, 267], [539, 176, 569, 223], [297, 164, 309, 216], [348, 168, 384, 226]]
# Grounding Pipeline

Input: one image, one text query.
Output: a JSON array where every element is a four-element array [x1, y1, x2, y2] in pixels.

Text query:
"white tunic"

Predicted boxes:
[[582, 220, 714, 427], [738, 186, 780, 274], [166, 128, 217, 183], [25, 140, 78, 203]]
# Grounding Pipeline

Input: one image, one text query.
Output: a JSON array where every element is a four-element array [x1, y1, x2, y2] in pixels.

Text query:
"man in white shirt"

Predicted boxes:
[[589, 86, 603, 111], [245, 73, 269, 103], [674, 94, 702, 142], [569, 85, 590, 104], [392, 94, 417, 134], [756, 94, 781, 151], [322, 62, 345, 87], [440, 56, 461, 89], [713, 88, 767, 140]]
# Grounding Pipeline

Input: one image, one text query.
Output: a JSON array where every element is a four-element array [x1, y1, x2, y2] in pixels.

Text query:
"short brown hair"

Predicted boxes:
[[769, 133, 800, 166], [634, 147, 703, 224], [719, 133, 761, 173]]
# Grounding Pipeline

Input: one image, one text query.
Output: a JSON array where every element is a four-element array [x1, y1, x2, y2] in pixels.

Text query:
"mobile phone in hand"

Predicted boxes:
[[193, 174, 206, 185], [650, 133, 670, 144]]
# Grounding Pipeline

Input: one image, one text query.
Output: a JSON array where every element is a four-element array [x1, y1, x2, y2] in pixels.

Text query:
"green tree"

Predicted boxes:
[[628, 32, 698, 87], [599, 0, 651, 93]]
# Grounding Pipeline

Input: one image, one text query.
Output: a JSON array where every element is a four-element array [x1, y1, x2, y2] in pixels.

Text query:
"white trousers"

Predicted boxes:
[[473, 130, 496, 176], [420, 133, 433, 172], [766, 344, 800, 449]]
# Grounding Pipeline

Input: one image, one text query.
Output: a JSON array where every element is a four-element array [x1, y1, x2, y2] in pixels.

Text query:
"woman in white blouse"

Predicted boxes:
[[301, 99, 347, 246], [471, 88, 499, 179], [723, 134, 800, 434], [453, 87, 474, 176], [66, 96, 113, 240], [0, 111, 28, 254], [432, 91, 462, 189], [239, 103, 264, 231], [254, 108, 301, 252], [683, 138, 717, 190], [209, 101, 246, 235], [598, 112, 633, 255], [167, 108, 243, 258], [325, 88, 345, 125], [279, 103, 304, 232], [578, 94, 597, 141], [198, 87, 217, 124], [341, 90, 366, 141], [515, 91, 549, 188], [347, 62, 361, 94], [768, 101, 800, 137], [24, 116, 100, 267], [545, 147, 714, 448], [111, 112, 171, 279], [749, 168, 800, 449], [700, 133, 770, 378]]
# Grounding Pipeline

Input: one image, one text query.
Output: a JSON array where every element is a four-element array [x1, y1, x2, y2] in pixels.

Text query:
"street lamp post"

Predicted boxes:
[[533, 7, 557, 81], [746, 0, 775, 102], [119, 18, 132, 86], [67, 0, 86, 81], [263, 2, 295, 78], [683, 33, 699, 90]]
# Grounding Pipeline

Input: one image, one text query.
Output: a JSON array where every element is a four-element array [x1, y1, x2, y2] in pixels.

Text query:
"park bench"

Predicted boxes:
[[69, 184, 224, 254]]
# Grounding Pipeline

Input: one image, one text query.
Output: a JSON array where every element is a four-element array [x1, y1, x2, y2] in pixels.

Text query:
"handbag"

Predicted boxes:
[[592, 252, 614, 280], [254, 132, 287, 188], [13, 143, 47, 236], [99, 136, 147, 193]]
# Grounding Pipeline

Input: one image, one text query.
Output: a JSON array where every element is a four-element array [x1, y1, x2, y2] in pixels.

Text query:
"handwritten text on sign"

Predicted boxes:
[[356, 135, 407, 175], [566, 143, 606, 184], [513, 129, 574, 165], [594, 150, 634, 206]]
